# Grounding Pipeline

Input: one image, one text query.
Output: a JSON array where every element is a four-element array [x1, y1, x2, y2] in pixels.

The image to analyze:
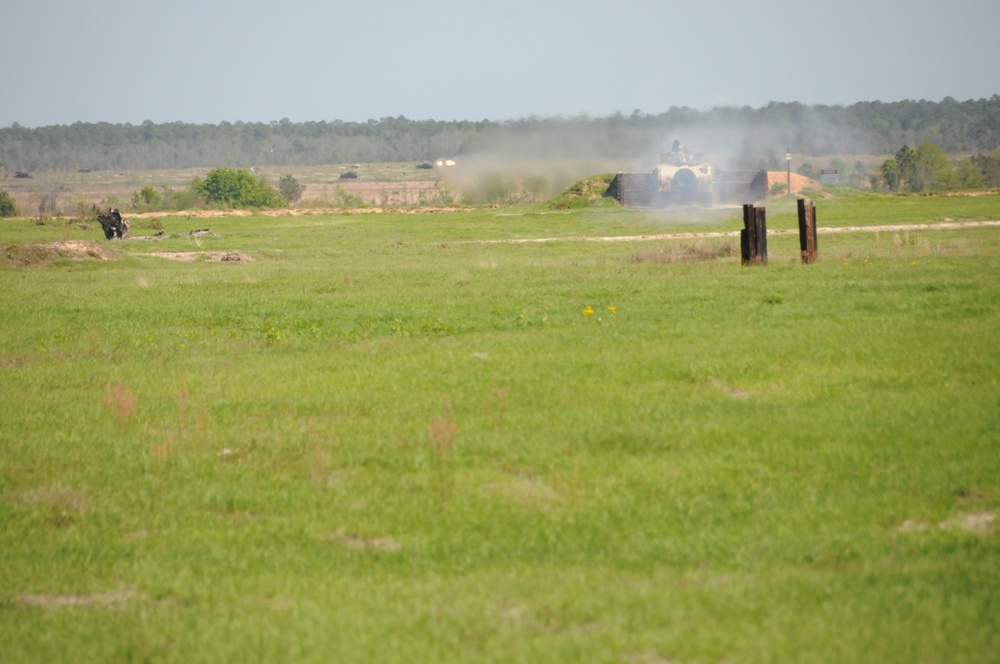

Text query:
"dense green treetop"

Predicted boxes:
[[191, 168, 284, 208]]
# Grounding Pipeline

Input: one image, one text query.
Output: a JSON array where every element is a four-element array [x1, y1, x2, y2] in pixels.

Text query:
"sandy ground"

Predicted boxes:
[[137, 251, 253, 263], [767, 171, 817, 194]]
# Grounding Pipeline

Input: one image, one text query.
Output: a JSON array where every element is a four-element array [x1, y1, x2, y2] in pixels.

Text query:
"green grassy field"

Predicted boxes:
[[1, 194, 998, 662]]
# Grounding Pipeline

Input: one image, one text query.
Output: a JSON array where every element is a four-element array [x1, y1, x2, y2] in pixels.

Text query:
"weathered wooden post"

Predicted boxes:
[[740, 204, 753, 263], [797, 198, 818, 263], [756, 206, 768, 264], [741, 204, 768, 265]]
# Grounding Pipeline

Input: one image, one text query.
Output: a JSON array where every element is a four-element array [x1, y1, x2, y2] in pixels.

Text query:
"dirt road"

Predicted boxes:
[[476, 220, 1000, 244]]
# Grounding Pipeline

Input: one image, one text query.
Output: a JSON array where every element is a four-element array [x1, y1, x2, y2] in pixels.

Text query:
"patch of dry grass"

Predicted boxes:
[[630, 239, 737, 263]]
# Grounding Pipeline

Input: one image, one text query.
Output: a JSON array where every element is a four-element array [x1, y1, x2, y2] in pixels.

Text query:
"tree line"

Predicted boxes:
[[1, 97, 999, 173], [877, 143, 1000, 192]]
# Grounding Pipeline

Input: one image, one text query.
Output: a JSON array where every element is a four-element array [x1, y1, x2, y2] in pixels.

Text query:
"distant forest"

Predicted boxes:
[[2, 97, 999, 172]]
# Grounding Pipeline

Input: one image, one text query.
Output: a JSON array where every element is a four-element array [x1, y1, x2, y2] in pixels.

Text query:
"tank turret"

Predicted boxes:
[[652, 140, 714, 206]]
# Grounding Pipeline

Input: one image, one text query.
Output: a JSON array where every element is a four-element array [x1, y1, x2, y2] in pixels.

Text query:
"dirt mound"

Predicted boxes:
[[1, 240, 121, 266], [548, 174, 617, 209], [767, 171, 818, 194]]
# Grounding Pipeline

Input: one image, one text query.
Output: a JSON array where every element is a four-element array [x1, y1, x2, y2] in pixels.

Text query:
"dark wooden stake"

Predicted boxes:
[[797, 198, 818, 263], [741, 204, 767, 265], [756, 206, 768, 264], [740, 204, 753, 264]]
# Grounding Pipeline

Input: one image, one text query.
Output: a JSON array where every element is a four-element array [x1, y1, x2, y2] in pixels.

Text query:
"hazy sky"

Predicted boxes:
[[4, 0, 998, 128]]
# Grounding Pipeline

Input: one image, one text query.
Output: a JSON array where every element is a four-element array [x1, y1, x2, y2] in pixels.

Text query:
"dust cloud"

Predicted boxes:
[[434, 108, 877, 209]]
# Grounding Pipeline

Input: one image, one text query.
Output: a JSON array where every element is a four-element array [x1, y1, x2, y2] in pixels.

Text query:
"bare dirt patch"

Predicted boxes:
[[767, 171, 818, 194], [328, 529, 402, 553], [939, 511, 995, 533], [899, 510, 995, 534], [495, 476, 563, 508], [1, 240, 121, 266], [631, 240, 738, 264], [14, 484, 90, 512], [123, 204, 477, 219], [142, 251, 253, 263], [20, 590, 138, 610]]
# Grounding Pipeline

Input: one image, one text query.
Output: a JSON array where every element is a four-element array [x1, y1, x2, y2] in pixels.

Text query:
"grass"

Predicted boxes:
[[1, 194, 999, 662]]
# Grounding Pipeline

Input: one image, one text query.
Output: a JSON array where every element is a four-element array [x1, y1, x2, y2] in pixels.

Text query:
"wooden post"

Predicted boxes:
[[756, 206, 768, 265], [741, 204, 767, 265], [741, 204, 753, 264], [797, 198, 818, 263]]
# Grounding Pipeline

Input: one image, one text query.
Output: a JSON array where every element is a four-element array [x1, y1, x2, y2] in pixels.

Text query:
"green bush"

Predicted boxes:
[[130, 185, 162, 212], [548, 174, 616, 209], [191, 168, 283, 208], [161, 186, 203, 210], [330, 186, 367, 207], [0, 191, 19, 217]]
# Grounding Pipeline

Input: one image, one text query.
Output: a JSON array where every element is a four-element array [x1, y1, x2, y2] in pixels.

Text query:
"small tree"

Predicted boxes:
[[0, 191, 18, 217], [971, 149, 1000, 187], [914, 141, 954, 191], [895, 145, 919, 191], [131, 185, 162, 211], [38, 191, 59, 216], [879, 158, 900, 191], [955, 157, 984, 189], [847, 161, 869, 189], [191, 168, 283, 208], [159, 185, 203, 211], [278, 174, 303, 204]]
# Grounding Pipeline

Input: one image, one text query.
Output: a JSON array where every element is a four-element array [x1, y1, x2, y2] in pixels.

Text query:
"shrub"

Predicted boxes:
[[160, 186, 203, 211], [547, 174, 616, 209], [0, 191, 19, 217], [191, 168, 283, 208], [278, 175, 303, 204], [331, 186, 367, 208], [130, 185, 162, 212], [38, 192, 59, 216], [417, 184, 456, 206]]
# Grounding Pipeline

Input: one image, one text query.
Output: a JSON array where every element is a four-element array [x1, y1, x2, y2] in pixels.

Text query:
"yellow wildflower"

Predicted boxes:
[[607, 306, 617, 314], [583, 305, 594, 316]]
